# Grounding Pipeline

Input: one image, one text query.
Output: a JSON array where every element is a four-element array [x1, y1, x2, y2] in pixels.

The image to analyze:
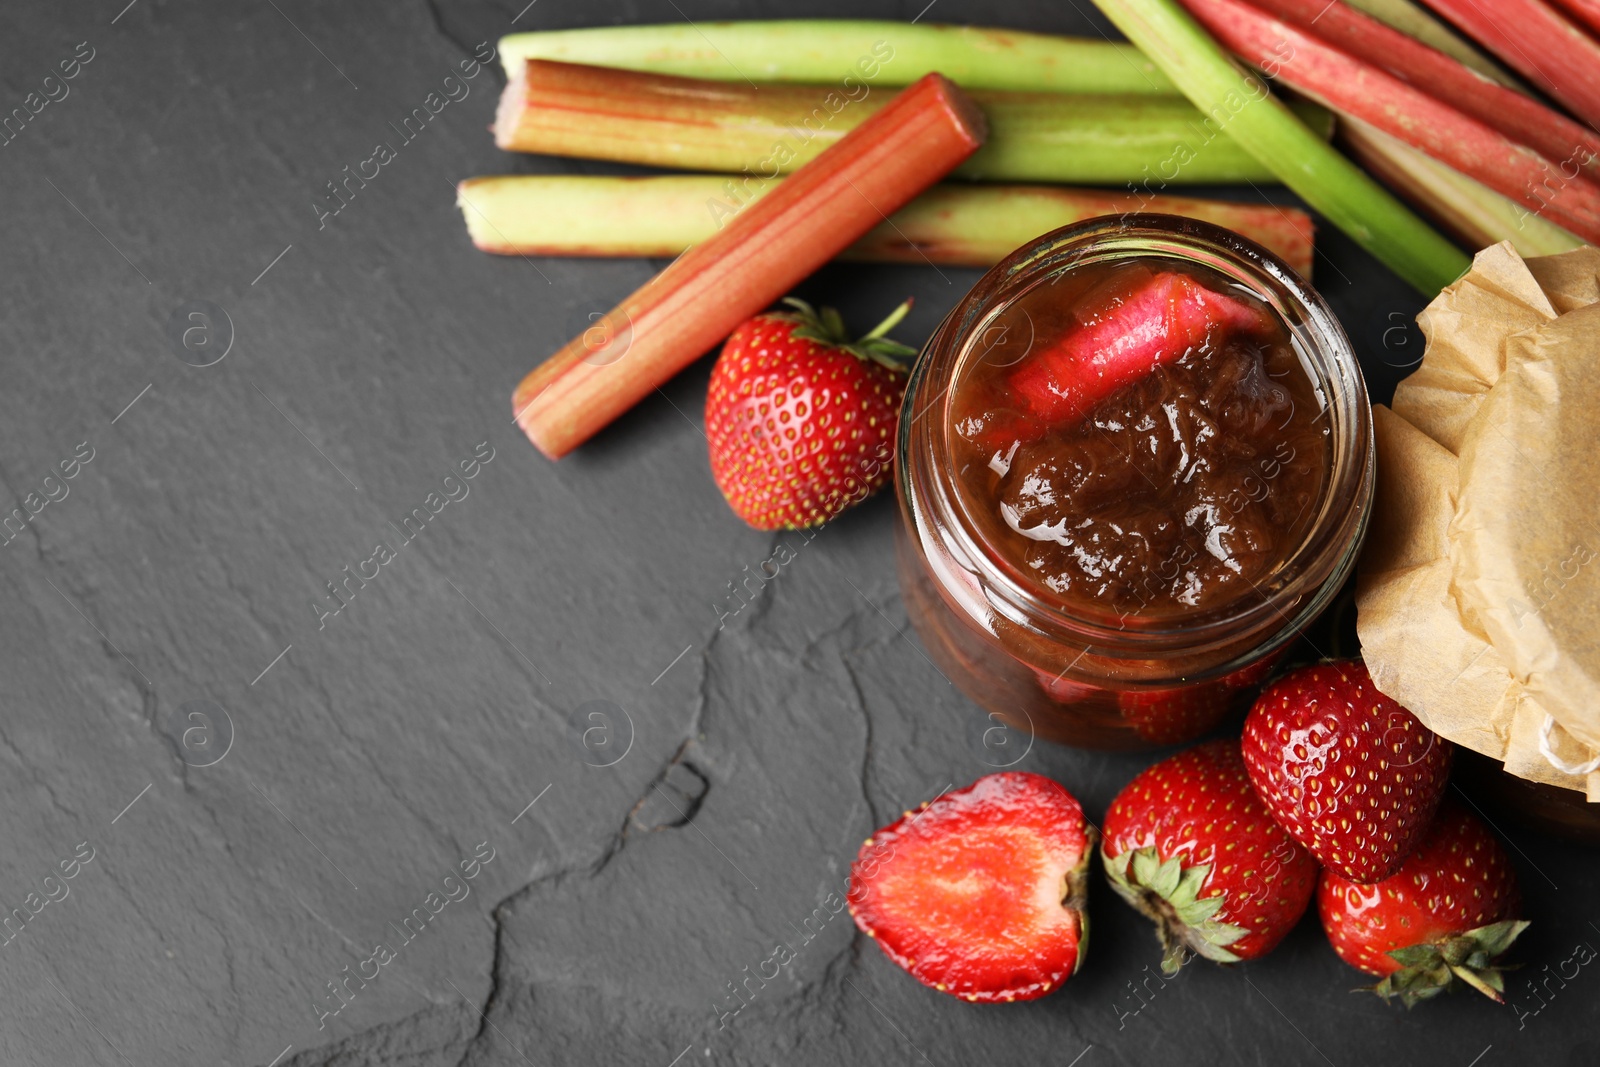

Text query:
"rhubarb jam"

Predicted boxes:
[[895, 215, 1372, 750], [949, 259, 1332, 620]]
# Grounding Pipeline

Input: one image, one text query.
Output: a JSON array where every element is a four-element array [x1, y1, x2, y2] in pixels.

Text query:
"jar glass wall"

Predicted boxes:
[[895, 214, 1374, 750]]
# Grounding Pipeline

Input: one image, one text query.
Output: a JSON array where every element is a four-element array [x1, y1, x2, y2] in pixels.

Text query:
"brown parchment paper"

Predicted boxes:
[[1357, 242, 1600, 800]]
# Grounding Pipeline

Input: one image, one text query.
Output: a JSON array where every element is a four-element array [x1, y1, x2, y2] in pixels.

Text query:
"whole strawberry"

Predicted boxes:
[[847, 772, 1093, 1003], [1319, 803, 1526, 1006], [1116, 656, 1282, 744], [1116, 687, 1233, 746], [1102, 739, 1318, 974], [1243, 660, 1451, 883], [706, 297, 915, 530]]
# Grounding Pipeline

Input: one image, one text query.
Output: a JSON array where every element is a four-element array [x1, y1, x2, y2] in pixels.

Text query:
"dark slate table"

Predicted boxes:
[[1, 1, 1595, 1064]]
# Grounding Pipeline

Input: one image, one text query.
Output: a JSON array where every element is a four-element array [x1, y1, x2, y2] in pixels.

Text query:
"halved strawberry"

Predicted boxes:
[[1102, 739, 1318, 974], [1008, 269, 1271, 424], [846, 772, 1094, 1003]]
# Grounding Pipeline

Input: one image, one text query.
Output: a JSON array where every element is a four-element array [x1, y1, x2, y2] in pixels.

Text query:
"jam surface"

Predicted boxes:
[[950, 259, 1331, 617]]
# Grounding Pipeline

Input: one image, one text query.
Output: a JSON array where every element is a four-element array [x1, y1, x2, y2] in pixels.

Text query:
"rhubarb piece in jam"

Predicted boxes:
[[950, 258, 1331, 617], [1008, 266, 1272, 422]]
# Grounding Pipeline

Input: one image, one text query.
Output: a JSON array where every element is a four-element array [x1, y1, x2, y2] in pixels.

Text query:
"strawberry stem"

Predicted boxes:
[[781, 297, 920, 373], [862, 299, 914, 342], [1105, 847, 1248, 975], [780, 294, 921, 374], [1448, 965, 1504, 1003]]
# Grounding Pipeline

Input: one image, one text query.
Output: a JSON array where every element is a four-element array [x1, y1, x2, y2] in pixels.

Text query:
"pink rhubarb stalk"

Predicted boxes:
[[1421, 0, 1600, 131], [1009, 270, 1270, 423], [1551, 0, 1600, 36], [1339, 116, 1586, 256], [1251, 0, 1600, 181], [1179, 0, 1600, 244]]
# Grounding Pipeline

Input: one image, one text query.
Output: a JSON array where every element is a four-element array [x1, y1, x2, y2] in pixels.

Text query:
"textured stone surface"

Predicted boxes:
[[0, 1, 1596, 1064]]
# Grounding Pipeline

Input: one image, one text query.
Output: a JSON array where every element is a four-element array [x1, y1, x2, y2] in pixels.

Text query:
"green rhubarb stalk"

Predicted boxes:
[[457, 175, 1318, 277], [1342, 0, 1526, 90], [1090, 0, 1469, 294], [494, 60, 1332, 186], [1339, 117, 1584, 258], [497, 20, 1175, 94]]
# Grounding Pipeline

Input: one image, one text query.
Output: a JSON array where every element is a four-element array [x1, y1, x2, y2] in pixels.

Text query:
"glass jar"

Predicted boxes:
[[1454, 749, 1600, 846], [895, 214, 1374, 750]]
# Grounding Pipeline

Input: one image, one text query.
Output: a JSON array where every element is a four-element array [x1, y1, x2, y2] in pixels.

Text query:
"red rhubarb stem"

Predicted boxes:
[[1421, 0, 1600, 131], [1339, 116, 1585, 255], [1008, 270, 1270, 424], [1179, 0, 1600, 244], [1251, 0, 1600, 181], [510, 74, 986, 459], [1551, 0, 1600, 37]]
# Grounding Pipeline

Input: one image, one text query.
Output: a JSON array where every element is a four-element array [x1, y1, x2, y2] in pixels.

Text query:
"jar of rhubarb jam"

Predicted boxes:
[[896, 215, 1374, 750]]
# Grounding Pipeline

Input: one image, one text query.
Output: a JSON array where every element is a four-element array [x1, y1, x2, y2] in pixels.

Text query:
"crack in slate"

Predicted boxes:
[[299, 548, 735, 1064], [450, 900, 507, 1067], [0, 458, 49, 564], [839, 653, 885, 832], [422, 0, 493, 64], [448, 630, 729, 1062]]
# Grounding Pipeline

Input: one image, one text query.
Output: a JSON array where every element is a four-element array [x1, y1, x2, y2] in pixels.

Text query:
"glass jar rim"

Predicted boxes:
[[897, 212, 1375, 660]]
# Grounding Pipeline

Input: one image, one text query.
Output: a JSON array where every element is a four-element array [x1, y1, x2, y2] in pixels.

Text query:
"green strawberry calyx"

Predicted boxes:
[[777, 297, 918, 373], [1368, 919, 1530, 1008], [1064, 824, 1099, 976], [1103, 846, 1250, 976]]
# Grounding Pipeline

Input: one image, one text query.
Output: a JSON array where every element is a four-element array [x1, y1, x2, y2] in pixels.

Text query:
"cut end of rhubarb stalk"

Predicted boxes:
[[493, 61, 529, 150], [921, 72, 991, 155], [512, 375, 562, 461], [456, 178, 506, 253]]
